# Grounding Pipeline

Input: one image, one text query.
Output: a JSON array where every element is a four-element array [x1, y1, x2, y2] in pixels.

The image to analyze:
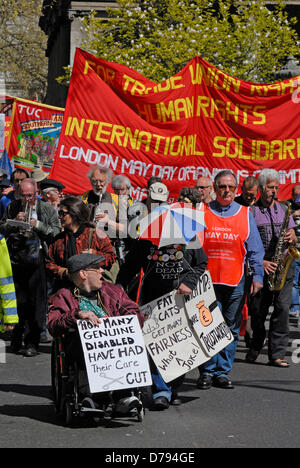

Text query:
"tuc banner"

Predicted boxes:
[[51, 48, 300, 200], [141, 271, 233, 383], [7, 97, 64, 173]]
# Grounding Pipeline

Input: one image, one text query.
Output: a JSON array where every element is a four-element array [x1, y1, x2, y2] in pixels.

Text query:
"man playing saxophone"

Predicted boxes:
[[246, 169, 297, 368]]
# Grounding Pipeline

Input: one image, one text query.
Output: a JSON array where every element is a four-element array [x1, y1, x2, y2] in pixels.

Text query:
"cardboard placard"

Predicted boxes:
[[77, 315, 152, 394], [141, 271, 233, 383]]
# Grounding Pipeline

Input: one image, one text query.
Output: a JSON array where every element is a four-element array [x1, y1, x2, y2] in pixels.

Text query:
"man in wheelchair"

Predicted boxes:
[[48, 253, 145, 420]]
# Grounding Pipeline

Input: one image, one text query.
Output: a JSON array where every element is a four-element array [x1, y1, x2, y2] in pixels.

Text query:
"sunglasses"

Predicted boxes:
[[196, 185, 211, 190], [217, 184, 237, 192], [58, 209, 70, 218]]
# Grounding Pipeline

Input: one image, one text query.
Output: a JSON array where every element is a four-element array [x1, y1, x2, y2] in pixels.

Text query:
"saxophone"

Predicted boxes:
[[267, 202, 300, 291]]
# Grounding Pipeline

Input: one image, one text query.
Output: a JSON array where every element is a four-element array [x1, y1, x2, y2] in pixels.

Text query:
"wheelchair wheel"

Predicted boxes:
[[51, 340, 64, 413], [64, 398, 74, 426], [137, 406, 145, 422], [81, 397, 103, 425]]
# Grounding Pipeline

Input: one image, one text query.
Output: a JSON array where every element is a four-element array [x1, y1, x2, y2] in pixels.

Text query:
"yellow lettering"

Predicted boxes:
[[95, 122, 112, 143], [255, 140, 269, 160], [123, 127, 139, 149], [283, 139, 296, 160], [169, 136, 182, 156], [65, 117, 72, 136], [83, 60, 95, 75], [181, 135, 194, 156], [86, 120, 99, 139], [226, 102, 239, 123], [174, 98, 189, 120], [160, 101, 176, 122], [123, 74, 136, 92], [270, 140, 282, 161], [136, 131, 152, 151], [213, 136, 226, 157], [238, 139, 251, 159], [152, 134, 166, 153], [253, 106, 266, 125], [196, 96, 210, 117], [131, 80, 147, 95], [170, 76, 184, 90], [226, 138, 239, 158], [110, 125, 125, 146], [68, 118, 85, 138]]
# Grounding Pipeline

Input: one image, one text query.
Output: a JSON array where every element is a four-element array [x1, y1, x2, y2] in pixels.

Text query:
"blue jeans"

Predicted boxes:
[[200, 276, 246, 378], [150, 357, 185, 402], [290, 259, 300, 314]]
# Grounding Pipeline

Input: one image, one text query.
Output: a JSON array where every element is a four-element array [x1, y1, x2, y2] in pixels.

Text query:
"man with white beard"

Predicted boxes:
[[81, 165, 114, 223]]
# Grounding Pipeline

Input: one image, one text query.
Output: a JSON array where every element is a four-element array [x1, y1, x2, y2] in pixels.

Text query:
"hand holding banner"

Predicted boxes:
[[51, 48, 300, 200], [141, 271, 233, 383]]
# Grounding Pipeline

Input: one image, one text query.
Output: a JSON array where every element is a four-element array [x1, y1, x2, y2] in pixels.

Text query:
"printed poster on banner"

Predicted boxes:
[[77, 315, 152, 394], [7, 98, 64, 172], [141, 270, 233, 383]]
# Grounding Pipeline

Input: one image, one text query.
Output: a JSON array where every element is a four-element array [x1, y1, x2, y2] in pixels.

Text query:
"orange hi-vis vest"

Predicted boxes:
[[203, 204, 250, 287]]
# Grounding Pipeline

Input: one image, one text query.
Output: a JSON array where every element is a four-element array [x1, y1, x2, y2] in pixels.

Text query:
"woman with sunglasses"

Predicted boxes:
[[46, 196, 116, 292]]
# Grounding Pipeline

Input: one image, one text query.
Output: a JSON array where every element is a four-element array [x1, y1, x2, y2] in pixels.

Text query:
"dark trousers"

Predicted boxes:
[[12, 253, 47, 349], [248, 266, 294, 360]]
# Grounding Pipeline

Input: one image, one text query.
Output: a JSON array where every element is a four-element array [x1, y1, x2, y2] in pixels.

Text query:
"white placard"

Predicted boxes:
[[141, 271, 233, 383], [184, 271, 233, 357], [142, 291, 209, 383], [77, 315, 152, 394]]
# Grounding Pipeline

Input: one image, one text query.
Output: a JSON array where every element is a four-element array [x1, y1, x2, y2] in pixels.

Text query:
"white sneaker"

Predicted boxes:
[[115, 396, 141, 414]]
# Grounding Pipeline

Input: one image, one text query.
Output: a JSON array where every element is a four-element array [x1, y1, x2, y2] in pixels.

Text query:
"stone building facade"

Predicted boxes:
[[39, 1, 118, 107]]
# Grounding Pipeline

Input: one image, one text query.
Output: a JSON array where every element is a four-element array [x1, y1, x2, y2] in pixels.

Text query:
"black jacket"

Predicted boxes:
[[117, 239, 208, 305]]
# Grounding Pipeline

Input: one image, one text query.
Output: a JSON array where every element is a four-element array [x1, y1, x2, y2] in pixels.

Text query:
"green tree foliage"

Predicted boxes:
[[80, 0, 300, 83], [0, 0, 47, 99]]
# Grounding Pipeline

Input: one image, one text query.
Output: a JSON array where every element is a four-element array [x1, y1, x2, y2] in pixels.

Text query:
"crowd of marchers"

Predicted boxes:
[[0, 164, 299, 411]]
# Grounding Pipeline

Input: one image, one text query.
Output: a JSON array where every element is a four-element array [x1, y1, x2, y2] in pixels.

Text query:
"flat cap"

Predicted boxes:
[[67, 253, 105, 275], [40, 178, 65, 191]]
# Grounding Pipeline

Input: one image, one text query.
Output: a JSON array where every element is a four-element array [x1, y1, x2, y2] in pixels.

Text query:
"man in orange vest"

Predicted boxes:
[[198, 170, 264, 390]]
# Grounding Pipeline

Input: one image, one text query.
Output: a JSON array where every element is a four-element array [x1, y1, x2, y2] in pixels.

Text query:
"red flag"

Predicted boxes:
[[51, 48, 300, 200]]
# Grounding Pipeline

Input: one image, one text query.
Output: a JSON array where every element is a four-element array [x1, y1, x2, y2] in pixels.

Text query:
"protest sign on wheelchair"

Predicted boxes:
[[141, 270, 233, 383], [77, 315, 152, 394]]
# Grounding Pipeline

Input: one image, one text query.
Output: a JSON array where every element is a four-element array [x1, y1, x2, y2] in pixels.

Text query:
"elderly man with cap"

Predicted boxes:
[[40, 178, 65, 211], [48, 253, 144, 410]]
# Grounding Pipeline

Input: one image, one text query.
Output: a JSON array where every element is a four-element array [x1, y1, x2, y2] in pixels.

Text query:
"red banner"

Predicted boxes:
[[7, 98, 64, 173], [51, 48, 300, 200]]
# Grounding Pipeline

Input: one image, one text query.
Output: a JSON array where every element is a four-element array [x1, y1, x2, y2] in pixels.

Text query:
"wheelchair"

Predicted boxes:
[[51, 330, 146, 426]]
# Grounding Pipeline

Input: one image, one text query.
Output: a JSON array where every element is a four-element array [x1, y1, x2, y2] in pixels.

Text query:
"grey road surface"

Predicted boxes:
[[0, 317, 299, 449]]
